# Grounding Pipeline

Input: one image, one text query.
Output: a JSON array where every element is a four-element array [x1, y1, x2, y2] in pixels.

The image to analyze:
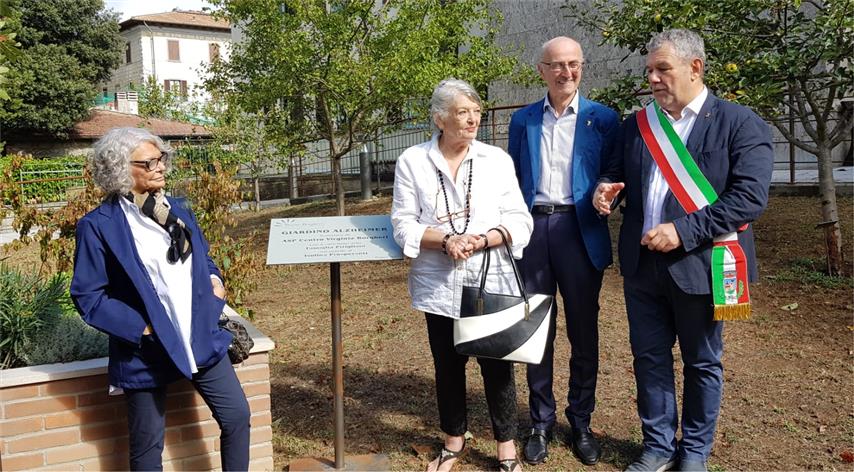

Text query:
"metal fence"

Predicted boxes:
[[5, 104, 851, 204]]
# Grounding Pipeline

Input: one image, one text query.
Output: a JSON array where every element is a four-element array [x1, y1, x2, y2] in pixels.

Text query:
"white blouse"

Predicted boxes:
[[391, 135, 533, 319], [119, 197, 197, 374]]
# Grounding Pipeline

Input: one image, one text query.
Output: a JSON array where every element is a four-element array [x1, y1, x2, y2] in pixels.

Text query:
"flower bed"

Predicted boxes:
[[0, 316, 275, 471]]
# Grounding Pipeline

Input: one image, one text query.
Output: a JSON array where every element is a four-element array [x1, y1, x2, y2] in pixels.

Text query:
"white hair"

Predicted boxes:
[[647, 29, 706, 64], [430, 78, 482, 131], [90, 127, 173, 196]]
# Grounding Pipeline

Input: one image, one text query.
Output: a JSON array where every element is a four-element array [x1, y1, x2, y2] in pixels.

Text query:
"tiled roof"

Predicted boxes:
[[121, 10, 230, 32], [70, 109, 212, 139]]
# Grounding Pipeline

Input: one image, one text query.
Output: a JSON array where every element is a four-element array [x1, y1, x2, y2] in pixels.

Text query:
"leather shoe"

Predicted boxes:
[[569, 426, 601, 465], [625, 452, 677, 471], [523, 428, 551, 465]]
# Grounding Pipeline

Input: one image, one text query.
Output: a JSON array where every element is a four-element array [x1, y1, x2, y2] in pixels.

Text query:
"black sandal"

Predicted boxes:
[[498, 458, 521, 472], [430, 440, 466, 471]]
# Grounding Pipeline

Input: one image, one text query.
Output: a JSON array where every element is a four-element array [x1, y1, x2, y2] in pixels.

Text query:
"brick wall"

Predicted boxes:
[[0, 317, 275, 471]]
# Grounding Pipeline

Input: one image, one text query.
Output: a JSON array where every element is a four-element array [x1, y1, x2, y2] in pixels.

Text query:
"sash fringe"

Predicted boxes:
[[713, 303, 751, 321]]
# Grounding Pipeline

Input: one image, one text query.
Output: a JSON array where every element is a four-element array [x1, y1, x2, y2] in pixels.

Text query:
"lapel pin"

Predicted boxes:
[[705, 112, 711, 118], [586, 119, 592, 126]]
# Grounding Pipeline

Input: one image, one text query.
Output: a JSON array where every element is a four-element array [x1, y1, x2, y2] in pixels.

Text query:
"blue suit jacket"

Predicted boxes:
[[70, 195, 230, 389], [508, 95, 620, 271], [601, 94, 773, 294]]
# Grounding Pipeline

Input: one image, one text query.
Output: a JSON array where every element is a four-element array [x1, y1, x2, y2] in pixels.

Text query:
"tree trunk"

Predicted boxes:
[[332, 156, 345, 216], [816, 146, 843, 276], [254, 176, 261, 212]]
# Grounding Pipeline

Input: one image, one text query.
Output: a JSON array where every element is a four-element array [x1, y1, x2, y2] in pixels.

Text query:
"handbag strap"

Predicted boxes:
[[476, 227, 529, 305]]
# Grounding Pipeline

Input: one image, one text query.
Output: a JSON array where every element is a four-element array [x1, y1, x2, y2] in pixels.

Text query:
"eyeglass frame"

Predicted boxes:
[[131, 151, 169, 171], [433, 187, 471, 223], [540, 60, 584, 72]]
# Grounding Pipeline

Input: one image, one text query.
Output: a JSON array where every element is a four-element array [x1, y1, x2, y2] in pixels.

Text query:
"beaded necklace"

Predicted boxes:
[[436, 158, 473, 235]]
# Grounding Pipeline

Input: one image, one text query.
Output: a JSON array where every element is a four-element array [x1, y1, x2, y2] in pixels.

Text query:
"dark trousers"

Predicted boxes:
[[425, 313, 517, 441], [624, 248, 724, 462], [126, 353, 251, 471], [520, 209, 602, 431]]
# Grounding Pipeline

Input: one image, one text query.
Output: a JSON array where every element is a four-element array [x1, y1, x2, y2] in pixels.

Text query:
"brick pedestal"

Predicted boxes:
[[0, 316, 275, 471]]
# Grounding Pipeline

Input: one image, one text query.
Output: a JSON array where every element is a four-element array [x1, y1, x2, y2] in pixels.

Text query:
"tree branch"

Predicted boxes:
[[772, 119, 820, 155], [820, 82, 838, 125], [828, 107, 854, 148], [790, 82, 820, 142]]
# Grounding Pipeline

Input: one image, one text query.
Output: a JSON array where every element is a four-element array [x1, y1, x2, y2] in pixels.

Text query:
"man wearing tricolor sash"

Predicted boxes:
[[593, 29, 773, 472]]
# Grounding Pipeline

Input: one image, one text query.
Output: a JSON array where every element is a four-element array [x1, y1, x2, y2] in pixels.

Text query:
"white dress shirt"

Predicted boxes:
[[391, 135, 533, 319], [643, 87, 708, 234], [119, 196, 197, 374], [535, 91, 580, 205]]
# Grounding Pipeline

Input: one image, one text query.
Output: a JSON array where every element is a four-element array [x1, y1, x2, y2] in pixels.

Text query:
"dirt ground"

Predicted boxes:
[[2, 194, 850, 470], [233, 194, 853, 471]]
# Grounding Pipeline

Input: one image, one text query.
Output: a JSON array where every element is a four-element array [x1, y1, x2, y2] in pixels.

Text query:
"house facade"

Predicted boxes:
[[100, 10, 231, 111]]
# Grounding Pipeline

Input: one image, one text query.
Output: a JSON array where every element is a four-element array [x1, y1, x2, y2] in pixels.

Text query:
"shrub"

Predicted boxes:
[[0, 265, 109, 368], [0, 155, 103, 274], [0, 155, 85, 204], [0, 265, 67, 369], [186, 161, 260, 311], [22, 311, 108, 366]]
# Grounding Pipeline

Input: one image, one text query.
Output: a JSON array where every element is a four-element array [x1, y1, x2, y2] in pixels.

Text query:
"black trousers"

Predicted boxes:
[[125, 352, 251, 471], [521, 209, 602, 431], [425, 313, 517, 442]]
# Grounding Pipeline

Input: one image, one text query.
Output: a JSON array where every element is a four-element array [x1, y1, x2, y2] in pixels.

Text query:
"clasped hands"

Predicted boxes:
[[592, 181, 681, 253], [445, 233, 488, 260]]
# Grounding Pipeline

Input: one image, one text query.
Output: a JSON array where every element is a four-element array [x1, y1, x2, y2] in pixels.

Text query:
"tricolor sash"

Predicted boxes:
[[637, 101, 751, 320]]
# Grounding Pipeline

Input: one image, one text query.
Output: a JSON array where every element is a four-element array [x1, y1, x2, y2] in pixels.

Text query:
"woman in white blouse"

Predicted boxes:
[[392, 79, 533, 472]]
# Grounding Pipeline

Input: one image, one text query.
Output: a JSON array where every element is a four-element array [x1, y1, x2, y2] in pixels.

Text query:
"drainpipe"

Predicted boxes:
[[142, 21, 156, 81]]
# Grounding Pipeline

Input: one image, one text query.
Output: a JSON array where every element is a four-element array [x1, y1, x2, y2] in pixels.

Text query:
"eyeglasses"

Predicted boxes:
[[131, 152, 168, 171], [434, 189, 470, 223], [166, 224, 181, 263], [436, 208, 469, 224], [541, 61, 583, 72]]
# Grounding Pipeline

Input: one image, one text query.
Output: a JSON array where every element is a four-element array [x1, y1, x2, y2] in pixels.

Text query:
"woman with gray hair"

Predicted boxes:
[[70, 127, 250, 471], [392, 79, 533, 472]]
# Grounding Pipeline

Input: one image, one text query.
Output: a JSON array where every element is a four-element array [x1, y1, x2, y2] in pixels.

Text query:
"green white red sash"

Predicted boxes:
[[637, 101, 751, 320]]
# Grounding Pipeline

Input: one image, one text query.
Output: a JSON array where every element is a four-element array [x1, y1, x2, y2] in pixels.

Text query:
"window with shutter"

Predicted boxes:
[[125, 42, 131, 64], [164, 80, 188, 100], [167, 40, 180, 61], [209, 43, 220, 62]]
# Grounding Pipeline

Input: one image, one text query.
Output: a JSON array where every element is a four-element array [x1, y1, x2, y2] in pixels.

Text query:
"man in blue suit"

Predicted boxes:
[[594, 30, 773, 471], [508, 36, 619, 466]]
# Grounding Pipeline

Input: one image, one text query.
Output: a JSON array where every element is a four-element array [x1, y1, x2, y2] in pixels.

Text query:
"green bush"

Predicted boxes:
[[0, 265, 67, 369], [0, 155, 85, 204], [0, 265, 108, 369], [22, 311, 108, 366]]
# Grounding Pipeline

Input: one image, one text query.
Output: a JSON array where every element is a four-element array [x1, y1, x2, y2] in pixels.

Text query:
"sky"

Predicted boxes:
[[103, 0, 216, 21]]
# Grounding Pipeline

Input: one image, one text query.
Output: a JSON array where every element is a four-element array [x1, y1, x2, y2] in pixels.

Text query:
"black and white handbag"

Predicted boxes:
[[453, 228, 553, 364]]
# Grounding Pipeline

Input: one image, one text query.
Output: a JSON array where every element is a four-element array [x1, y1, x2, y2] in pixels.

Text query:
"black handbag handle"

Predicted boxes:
[[475, 227, 530, 316]]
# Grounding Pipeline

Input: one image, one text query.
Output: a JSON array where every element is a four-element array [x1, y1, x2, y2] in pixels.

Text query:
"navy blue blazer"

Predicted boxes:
[[508, 95, 620, 271], [601, 94, 773, 295], [70, 195, 230, 389]]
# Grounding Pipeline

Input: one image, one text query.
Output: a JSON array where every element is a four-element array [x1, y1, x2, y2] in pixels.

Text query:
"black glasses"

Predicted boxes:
[[131, 151, 168, 171]]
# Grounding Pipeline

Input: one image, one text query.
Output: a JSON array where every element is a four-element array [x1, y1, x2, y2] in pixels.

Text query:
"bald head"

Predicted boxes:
[[540, 36, 584, 63], [537, 36, 585, 112]]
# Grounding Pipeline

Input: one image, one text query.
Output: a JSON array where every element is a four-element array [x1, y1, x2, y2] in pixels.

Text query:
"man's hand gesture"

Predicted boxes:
[[593, 182, 625, 216]]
